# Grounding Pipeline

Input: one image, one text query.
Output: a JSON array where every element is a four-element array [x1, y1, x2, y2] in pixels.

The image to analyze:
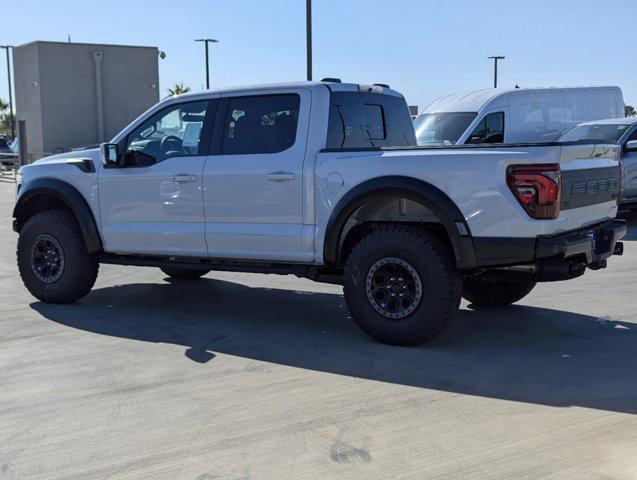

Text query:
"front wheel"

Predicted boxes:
[[462, 277, 537, 307], [343, 226, 461, 346], [17, 210, 99, 303]]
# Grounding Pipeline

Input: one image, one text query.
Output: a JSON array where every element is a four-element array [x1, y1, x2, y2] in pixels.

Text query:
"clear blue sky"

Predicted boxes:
[[1, 0, 635, 109]]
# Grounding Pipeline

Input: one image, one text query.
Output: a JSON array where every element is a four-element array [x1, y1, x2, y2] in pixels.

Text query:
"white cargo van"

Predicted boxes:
[[414, 86, 625, 145]]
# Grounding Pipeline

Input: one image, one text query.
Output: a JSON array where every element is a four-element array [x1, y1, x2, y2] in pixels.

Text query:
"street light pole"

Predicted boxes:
[[195, 39, 219, 89], [1, 45, 15, 138], [487, 56, 505, 88], [306, 0, 312, 81]]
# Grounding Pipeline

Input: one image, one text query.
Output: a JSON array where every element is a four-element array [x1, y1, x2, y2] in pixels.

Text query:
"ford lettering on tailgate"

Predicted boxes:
[[561, 167, 619, 210]]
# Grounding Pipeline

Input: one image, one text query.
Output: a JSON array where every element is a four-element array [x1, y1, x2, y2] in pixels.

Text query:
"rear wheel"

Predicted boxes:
[[343, 226, 461, 346], [462, 277, 537, 307], [161, 266, 211, 280], [17, 210, 99, 303]]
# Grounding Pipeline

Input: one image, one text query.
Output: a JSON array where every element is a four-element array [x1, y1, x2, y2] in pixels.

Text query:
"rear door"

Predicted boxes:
[[202, 89, 310, 261]]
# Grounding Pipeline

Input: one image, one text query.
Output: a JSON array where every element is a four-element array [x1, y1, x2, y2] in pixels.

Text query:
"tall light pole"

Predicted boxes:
[[487, 55, 505, 88], [195, 38, 219, 89], [306, 0, 312, 81], [0, 45, 15, 138]]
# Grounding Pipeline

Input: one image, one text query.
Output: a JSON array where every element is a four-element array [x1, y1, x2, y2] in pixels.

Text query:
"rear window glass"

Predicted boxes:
[[327, 92, 416, 149], [559, 123, 632, 143]]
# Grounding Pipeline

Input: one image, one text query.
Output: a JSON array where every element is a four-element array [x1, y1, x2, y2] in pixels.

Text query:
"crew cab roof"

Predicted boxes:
[[166, 81, 404, 102], [424, 86, 623, 114]]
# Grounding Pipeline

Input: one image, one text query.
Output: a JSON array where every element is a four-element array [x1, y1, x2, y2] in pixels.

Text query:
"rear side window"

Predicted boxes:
[[221, 94, 300, 155], [465, 112, 504, 144], [327, 92, 416, 149]]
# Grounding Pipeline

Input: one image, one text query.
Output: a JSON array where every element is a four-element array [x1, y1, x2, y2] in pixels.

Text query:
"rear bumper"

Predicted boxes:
[[535, 219, 626, 264], [474, 219, 627, 268]]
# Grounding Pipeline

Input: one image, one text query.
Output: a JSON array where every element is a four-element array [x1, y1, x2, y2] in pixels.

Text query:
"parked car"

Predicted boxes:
[[0, 136, 12, 154], [414, 86, 625, 146], [559, 117, 637, 208], [0, 136, 17, 168], [13, 80, 626, 346]]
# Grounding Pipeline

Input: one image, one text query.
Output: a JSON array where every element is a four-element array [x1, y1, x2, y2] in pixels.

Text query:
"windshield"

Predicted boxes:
[[559, 123, 632, 143], [414, 112, 477, 145]]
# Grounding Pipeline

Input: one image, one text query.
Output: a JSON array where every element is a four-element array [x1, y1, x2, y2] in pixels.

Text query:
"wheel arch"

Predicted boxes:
[[323, 176, 477, 270], [13, 178, 103, 255]]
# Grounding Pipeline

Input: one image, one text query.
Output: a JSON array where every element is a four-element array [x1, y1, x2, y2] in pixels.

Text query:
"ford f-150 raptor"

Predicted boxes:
[[13, 80, 626, 345]]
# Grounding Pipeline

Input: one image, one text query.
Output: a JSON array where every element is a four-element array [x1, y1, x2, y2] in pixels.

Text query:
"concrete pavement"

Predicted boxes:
[[1, 178, 636, 479]]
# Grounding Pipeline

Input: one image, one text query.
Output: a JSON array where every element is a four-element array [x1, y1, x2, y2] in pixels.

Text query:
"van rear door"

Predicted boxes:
[[507, 90, 565, 143], [562, 88, 625, 129]]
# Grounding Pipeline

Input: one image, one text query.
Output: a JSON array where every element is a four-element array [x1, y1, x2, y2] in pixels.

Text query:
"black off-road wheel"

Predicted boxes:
[[161, 266, 211, 280], [343, 226, 462, 346], [17, 210, 99, 303], [462, 277, 537, 307]]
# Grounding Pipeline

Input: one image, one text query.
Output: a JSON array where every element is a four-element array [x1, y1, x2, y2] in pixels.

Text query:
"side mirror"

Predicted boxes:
[[625, 140, 637, 152], [100, 143, 121, 167]]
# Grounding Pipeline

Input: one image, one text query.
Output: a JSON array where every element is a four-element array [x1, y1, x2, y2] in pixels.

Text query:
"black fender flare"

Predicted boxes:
[[13, 178, 103, 254], [323, 176, 477, 270]]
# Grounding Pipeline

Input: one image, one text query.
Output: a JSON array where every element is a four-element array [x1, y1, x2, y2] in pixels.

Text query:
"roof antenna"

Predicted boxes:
[[67, 34, 71, 43]]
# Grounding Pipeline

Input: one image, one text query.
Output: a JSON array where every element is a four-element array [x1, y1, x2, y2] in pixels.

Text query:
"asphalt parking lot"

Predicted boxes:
[[1, 178, 636, 480]]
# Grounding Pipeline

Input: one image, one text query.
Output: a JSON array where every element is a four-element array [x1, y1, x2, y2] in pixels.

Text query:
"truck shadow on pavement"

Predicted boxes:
[[31, 276, 637, 415]]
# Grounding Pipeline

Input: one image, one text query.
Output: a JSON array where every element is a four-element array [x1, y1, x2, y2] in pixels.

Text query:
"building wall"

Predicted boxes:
[[13, 42, 44, 154], [14, 41, 159, 156]]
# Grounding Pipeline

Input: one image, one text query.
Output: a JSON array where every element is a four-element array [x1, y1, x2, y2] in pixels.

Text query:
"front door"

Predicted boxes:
[[98, 99, 215, 256], [202, 90, 310, 261]]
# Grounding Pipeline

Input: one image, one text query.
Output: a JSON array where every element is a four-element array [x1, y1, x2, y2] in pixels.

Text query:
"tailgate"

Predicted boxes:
[[558, 143, 620, 220]]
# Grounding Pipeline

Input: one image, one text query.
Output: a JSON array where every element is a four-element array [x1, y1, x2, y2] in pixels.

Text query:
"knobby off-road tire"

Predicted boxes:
[[462, 277, 537, 307], [17, 210, 99, 303], [160, 266, 211, 280], [343, 226, 462, 346]]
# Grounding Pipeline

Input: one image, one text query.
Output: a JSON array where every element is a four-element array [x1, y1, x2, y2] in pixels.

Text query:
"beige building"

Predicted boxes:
[[13, 41, 159, 156]]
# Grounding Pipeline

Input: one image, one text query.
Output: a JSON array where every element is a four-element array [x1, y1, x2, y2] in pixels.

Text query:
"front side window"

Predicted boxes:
[[414, 112, 477, 146], [221, 94, 300, 155], [465, 112, 504, 144], [125, 100, 210, 166]]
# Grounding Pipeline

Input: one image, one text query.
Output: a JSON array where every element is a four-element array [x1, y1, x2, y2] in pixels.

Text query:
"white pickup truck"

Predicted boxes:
[[13, 80, 626, 345]]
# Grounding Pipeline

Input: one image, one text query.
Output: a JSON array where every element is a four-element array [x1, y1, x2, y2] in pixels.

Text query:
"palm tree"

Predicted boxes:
[[166, 83, 191, 98], [0, 99, 11, 137]]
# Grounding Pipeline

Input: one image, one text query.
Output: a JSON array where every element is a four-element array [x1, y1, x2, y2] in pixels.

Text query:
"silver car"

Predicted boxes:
[[559, 118, 637, 208]]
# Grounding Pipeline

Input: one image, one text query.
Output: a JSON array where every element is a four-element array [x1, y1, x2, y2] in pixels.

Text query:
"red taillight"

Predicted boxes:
[[506, 164, 561, 219]]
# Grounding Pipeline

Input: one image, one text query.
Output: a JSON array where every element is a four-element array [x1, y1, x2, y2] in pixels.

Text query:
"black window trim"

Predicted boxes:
[[464, 111, 505, 145], [121, 99, 217, 168], [622, 124, 637, 146], [212, 93, 302, 156], [326, 91, 415, 150]]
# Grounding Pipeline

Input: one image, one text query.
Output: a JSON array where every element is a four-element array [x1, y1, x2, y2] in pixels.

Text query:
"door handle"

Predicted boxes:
[[266, 172, 295, 181], [172, 175, 197, 183]]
